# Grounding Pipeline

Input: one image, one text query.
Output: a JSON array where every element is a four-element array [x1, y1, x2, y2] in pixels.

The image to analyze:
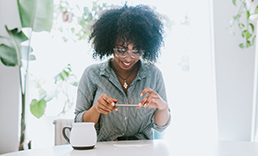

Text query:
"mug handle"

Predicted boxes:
[[62, 127, 72, 143]]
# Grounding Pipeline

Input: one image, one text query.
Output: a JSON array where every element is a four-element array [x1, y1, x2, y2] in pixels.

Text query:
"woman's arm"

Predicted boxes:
[[83, 94, 118, 125], [82, 103, 101, 125], [138, 87, 169, 126], [154, 104, 169, 126]]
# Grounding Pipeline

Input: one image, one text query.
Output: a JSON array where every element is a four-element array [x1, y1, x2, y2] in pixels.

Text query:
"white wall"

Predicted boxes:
[[213, 0, 255, 141], [0, 0, 21, 154]]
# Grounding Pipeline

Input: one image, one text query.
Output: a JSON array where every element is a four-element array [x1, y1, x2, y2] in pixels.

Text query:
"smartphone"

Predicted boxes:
[[115, 104, 139, 107]]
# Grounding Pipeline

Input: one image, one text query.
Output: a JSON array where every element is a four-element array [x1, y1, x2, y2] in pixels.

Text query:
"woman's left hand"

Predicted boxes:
[[137, 87, 168, 110]]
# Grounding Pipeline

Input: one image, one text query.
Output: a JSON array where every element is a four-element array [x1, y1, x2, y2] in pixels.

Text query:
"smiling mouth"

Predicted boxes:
[[122, 61, 131, 66]]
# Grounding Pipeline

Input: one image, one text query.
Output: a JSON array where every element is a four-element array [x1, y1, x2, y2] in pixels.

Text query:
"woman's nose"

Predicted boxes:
[[124, 56, 132, 62], [124, 53, 133, 61]]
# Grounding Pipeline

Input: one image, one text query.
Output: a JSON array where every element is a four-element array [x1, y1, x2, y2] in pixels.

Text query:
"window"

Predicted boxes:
[[27, 0, 217, 148]]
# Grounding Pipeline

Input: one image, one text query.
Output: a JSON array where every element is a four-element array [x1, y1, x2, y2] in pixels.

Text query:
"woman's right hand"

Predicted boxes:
[[95, 94, 118, 114]]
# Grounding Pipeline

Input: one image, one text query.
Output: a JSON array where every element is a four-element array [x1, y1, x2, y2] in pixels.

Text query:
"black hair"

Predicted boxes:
[[89, 4, 164, 62]]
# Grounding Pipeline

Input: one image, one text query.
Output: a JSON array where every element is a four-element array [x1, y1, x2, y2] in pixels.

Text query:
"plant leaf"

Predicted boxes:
[[255, 6, 258, 13], [30, 99, 47, 119], [234, 14, 241, 20], [72, 81, 78, 87], [5, 26, 28, 44], [54, 64, 73, 82], [239, 43, 245, 48], [247, 11, 250, 19], [0, 44, 18, 66], [246, 32, 252, 40], [5, 25, 28, 45], [238, 23, 245, 29], [242, 30, 252, 40], [0, 35, 14, 47], [4, 26, 29, 67], [18, 0, 54, 32], [253, 35, 256, 44], [232, 0, 236, 6], [249, 23, 255, 33], [60, 70, 69, 81], [20, 45, 35, 60], [246, 40, 252, 48]]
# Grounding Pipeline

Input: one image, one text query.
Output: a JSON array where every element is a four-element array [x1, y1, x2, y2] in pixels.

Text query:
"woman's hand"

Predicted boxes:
[[95, 94, 118, 114], [138, 87, 168, 110]]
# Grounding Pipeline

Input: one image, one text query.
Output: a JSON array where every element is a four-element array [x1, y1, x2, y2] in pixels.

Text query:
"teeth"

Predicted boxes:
[[122, 62, 131, 66]]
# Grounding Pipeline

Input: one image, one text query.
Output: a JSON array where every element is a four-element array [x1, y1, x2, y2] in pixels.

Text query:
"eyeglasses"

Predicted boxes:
[[113, 48, 144, 58]]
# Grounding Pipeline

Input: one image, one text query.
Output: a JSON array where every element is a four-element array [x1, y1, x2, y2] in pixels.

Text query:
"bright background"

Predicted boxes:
[[1, 0, 255, 154], [25, 0, 217, 148]]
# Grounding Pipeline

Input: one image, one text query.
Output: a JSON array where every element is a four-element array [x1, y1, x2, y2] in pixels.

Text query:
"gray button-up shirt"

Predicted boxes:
[[74, 58, 171, 141]]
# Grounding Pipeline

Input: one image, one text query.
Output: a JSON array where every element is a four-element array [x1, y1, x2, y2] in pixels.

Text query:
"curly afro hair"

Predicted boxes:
[[89, 4, 164, 62]]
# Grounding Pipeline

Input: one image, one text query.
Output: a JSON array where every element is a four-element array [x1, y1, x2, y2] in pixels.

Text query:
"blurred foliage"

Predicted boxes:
[[52, 0, 173, 42], [0, 0, 54, 150], [52, 0, 110, 42], [0, 26, 35, 67], [30, 64, 78, 118], [229, 0, 258, 48]]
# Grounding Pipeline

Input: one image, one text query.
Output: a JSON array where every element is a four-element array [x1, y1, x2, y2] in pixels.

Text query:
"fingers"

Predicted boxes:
[[139, 88, 159, 108], [140, 94, 159, 108], [95, 104, 110, 114], [96, 94, 118, 114], [140, 87, 152, 97], [135, 105, 141, 109]]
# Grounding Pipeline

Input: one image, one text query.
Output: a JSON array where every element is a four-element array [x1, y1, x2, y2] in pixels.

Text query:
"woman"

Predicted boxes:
[[74, 4, 171, 141]]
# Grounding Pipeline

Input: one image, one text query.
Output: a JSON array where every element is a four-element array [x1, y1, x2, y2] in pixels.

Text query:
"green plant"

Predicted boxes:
[[27, 0, 110, 119], [230, 0, 258, 48], [0, 0, 53, 150], [30, 64, 78, 118]]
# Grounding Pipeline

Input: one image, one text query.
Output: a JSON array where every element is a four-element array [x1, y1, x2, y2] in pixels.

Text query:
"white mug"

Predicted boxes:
[[62, 122, 97, 150]]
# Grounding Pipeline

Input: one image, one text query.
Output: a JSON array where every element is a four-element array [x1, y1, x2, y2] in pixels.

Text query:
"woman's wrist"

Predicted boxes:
[[82, 103, 101, 123], [157, 101, 168, 111], [155, 102, 169, 127], [93, 103, 101, 115]]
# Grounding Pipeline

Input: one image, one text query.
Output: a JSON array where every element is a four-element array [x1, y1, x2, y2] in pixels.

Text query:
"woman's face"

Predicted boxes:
[[113, 42, 140, 71]]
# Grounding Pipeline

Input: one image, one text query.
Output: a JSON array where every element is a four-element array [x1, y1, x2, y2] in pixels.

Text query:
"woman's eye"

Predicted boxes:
[[132, 50, 140, 54], [118, 49, 126, 53]]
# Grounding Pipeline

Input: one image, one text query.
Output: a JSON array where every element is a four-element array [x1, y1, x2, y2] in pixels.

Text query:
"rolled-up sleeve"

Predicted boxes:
[[151, 66, 171, 132], [74, 90, 88, 122], [151, 109, 171, 132]]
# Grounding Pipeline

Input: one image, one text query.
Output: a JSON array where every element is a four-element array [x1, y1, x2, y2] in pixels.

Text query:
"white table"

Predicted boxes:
[[1, 140, 258, 156]]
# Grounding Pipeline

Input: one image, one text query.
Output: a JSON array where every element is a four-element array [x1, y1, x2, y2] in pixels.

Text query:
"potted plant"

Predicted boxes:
[[0, 0, 54, 150], [230, 0, 258, 48]]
